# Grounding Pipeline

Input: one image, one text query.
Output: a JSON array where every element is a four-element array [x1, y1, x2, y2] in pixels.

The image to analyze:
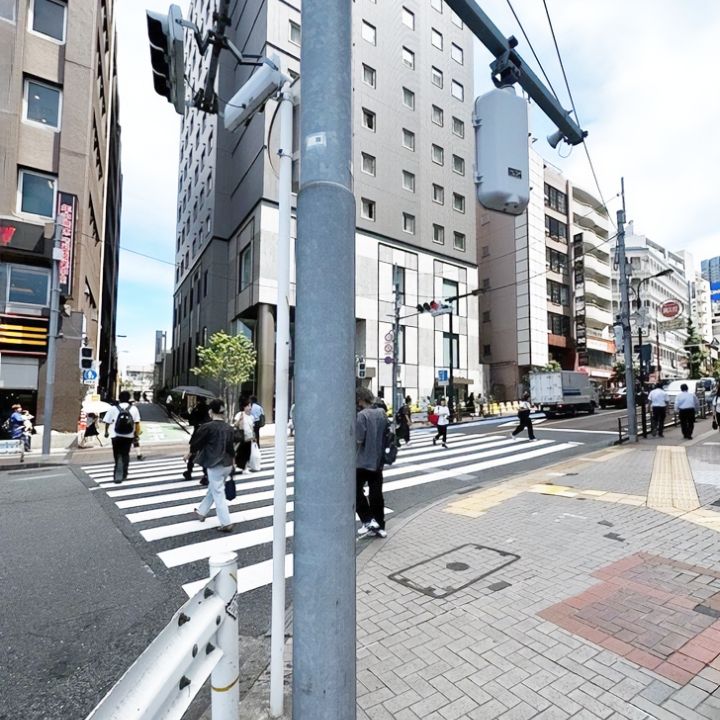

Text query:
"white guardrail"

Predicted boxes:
[[0, 439, 25, 461], [86, 552, 239, 720]]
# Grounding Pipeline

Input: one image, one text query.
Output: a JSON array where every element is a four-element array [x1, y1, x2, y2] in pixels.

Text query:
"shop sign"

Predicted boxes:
[[56, 192, 77, 296]]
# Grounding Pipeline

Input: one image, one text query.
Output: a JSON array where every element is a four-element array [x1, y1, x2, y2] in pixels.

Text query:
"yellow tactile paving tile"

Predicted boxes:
[[647, 446, 700, 512]]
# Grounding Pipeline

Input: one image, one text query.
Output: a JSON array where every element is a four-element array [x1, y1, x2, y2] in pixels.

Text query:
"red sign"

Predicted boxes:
[[56, 192, 77, 295], [0, 225, 16, 246], [660, 300, 681, 319]]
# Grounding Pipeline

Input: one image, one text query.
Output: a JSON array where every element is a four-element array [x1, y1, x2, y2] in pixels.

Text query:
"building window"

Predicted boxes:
[[450, 9, 463, 28], [361, 20, 376, 45], [548, 312, 571, 336], [431, 0, 442, 11], [546, 247, 569, 273], [431, 66, 443, 88], [451, 43, 464, 65], [401, 7, 415, 29], [431, 144, 444, 165], [482, 310, 491, 323], [451, 80, 464, 101], [362, 64, 376, 87], [544, 183, 568, 213], [431, 28, 443, 50], [0, 0, 16, 21], [203, 270, 208, 297], [432, 184, 444, 204], [452, 154, 465, 175], [402, 212, 415, 234], [402, 47, 415, 69], [362, 108, 376, 131], [361, 152, 376, 176], [402, 128, 415, 151], [453, 231, 466, 251], [442, 278, 459, 313], [482, 277, 490, 290], [545, 215, 568, 243], [393, 265, 406, 303], [452, 116, 465, 138], [238, 244, 252, 291], [17, 169, 56, 217], [360, 197, 376, 221], [30, 0, 66, 42], [396, 325, 406, 363], [6, 265, 50, 306], [402, 170, 415, 193], [452, 193, 465, 213], [443, 333, 460, 368], [483, 344, 491, 356], [23, 78, 61, 129], [402, 87, 415, 109], [481, 245, 490, 258], [547, 279, 570, 306], [431, 105, 444, 126], [432, 224, 444, 244], [289, 20, 301, 45]]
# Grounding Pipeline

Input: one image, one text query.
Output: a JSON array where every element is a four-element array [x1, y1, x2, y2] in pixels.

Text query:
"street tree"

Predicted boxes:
[[685, 318, 707, 379], [191, 331, 257, 417]]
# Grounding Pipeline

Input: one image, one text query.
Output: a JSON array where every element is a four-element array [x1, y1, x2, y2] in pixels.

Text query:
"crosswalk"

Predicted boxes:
[[81, 431, 580, 600]]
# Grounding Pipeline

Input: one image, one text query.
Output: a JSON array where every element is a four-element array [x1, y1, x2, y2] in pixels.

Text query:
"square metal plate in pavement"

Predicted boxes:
[[388, 544, 520, 599]]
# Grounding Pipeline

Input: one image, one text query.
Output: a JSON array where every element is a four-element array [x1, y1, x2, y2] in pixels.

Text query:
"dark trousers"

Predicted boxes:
[[397, 422, 410, 444], [512, 411, 535, 439], [434, 425, 448, 444], [253, 421, 261, 446], [678, 408, 696, 439], [651, 406, 667, 436], [111, 437, 133, 481], [185, 452, 207, 480], [356, 468, 385, 530], [234, 440, 252, 471]]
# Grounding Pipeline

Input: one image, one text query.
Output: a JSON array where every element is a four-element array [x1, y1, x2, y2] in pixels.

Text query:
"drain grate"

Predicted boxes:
[[388, 544, 520, 599]]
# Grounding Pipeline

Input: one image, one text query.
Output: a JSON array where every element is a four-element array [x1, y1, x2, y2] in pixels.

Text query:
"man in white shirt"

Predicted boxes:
[[647, 383, 668, 438], [250, 395, 264, 446], [675, 383, 700, 440], [102, 391, 142, 483], [432, 398, 451, 448]]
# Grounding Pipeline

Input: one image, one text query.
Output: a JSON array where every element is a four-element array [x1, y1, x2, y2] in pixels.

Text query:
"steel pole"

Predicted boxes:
[[392, 270, 401, 433], [41, 220, 62, 455], [448, 311, 455, 420], [293, 0, 355, 717], [269, 84, 293, 718]]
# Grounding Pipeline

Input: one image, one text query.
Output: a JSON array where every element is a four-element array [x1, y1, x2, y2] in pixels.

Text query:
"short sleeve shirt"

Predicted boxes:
[[103, 403, 141, 438]]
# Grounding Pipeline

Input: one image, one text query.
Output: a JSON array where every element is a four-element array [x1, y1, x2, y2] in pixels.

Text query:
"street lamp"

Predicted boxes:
[[633, 268, 673, 384]]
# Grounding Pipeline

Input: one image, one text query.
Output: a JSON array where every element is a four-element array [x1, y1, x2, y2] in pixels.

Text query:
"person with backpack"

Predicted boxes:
[[511, 391, 536, 441], [396, 395, 412, 445], [355, 386, 389, 539], [102, 391, 141, 483]]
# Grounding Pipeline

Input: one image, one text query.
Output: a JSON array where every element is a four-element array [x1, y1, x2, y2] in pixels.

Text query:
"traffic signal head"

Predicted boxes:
[[146, 4, 186, 114], [79, 346, 93, 370]]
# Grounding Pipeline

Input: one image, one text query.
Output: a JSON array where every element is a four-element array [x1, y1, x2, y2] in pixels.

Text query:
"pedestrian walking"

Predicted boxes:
[[511, 392, 536, 440], [8, 404, 26, 447], [102, 392, 141, 483], [188, 398, 236, 533], [432, 398, 450, 447], [183, 397, 211, 483], [288, 402, 295, 437], [396, 395, 412, 445], [675, 383, 700, 439], [648, 383, 669, 437], [165, 393, 174, 417], [21, 410, 34, 451], [79, 413, 102, 448], [233, 397, 255, 473], [249, 395, 265, 445], [356, 387, 388, 539], [712, 387, 720, 432]]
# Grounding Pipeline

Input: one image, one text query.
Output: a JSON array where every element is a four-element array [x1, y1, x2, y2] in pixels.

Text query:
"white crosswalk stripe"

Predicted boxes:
[[81, 431, 580, 598]]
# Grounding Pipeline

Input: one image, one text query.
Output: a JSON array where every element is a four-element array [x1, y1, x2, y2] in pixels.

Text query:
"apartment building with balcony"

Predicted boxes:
[[169, 0, 482, 416], [477, 151, 613, 401], [0, 0, 121, 430]]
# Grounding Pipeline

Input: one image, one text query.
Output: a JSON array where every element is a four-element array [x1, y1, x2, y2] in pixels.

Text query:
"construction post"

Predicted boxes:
[[616, 180, 637, 441], [292, 0, 356, 716]]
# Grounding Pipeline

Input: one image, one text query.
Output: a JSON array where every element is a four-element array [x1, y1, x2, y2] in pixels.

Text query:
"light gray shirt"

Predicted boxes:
[[675, 391, 699, 411], [356, 406, 387, 472], [648, 388, 668, 407]]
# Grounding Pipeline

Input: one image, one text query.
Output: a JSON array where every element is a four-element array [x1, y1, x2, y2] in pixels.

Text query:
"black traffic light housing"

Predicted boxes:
[[146, 4, 186, 114], [79, 346, 93, 370]]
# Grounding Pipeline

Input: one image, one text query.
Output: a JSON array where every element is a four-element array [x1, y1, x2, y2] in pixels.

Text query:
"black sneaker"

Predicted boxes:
[[199, 478, 209, 486], [182, 471, 192, 481]]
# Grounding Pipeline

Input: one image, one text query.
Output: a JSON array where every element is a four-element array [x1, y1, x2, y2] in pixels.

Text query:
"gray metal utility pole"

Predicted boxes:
[[616, 180, 637, 441], [41, 220, 63, 456], [391, 267, 401, 433], [292, 0, 355, 716]]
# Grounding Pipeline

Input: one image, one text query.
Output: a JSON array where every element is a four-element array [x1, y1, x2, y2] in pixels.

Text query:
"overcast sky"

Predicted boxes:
[[115, 0, 720, 368]]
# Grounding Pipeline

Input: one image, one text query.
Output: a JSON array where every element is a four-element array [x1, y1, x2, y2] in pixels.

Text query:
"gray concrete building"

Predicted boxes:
[[0, 0, 121, 430], [170, 0, 482, 416]]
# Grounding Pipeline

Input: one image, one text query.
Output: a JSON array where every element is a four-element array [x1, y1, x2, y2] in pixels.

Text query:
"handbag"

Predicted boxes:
[[248, 441, 262, 472], [428, 413, 438, 426], [224, 478, 237, 501], [713, 419, 718, 431]]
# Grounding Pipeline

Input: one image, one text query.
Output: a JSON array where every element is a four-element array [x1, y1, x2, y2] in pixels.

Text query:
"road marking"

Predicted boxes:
[[533, 428, 617, 436]]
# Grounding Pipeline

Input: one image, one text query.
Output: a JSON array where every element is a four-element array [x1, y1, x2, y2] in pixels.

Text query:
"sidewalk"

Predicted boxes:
[[241, 427, 720, 719]]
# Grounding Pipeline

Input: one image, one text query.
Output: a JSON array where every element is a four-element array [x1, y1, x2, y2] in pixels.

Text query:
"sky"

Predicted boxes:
[[114, 0, 720, 368]]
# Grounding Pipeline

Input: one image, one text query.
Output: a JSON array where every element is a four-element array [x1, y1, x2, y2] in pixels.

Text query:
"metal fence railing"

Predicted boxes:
[[85, 553, 239, 720]]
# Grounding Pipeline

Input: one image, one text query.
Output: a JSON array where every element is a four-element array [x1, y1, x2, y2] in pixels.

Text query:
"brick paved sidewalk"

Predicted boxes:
[[240, 430, 720, 719]]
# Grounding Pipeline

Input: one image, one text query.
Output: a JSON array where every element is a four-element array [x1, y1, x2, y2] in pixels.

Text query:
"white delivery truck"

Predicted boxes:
[[529, 371, 599, 417]]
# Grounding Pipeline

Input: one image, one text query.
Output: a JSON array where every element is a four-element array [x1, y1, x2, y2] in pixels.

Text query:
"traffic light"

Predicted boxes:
[[146, 4, 186, 114], [613, 324, 624, 352], [416, 301, 452, 317], [79, 346, 93, 370], [357, 357, 366, 379]]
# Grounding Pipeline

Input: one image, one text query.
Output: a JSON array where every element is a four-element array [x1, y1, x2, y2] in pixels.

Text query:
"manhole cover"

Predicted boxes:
[[388, 544, 520, 598]]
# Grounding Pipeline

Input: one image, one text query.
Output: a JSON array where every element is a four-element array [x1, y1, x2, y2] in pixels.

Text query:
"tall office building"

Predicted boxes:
[[0, 0, 122, 430], [701, 255, 720, 341], [477, 151, 613, 401], [170, 0, 482, 416]]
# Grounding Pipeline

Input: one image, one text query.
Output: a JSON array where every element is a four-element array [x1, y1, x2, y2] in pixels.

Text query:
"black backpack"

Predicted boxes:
[[381, 420, 398, 467], [114, 405, 135, 435]]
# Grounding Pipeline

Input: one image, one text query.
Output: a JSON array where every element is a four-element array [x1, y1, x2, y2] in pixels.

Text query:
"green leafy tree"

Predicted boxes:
[[191, 331, 257, 417], [685, 318, 707, 379]]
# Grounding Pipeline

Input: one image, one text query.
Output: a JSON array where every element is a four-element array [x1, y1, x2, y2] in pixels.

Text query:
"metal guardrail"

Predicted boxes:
[[0, 439, 25, 461], [86, 553, 239, 720]]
